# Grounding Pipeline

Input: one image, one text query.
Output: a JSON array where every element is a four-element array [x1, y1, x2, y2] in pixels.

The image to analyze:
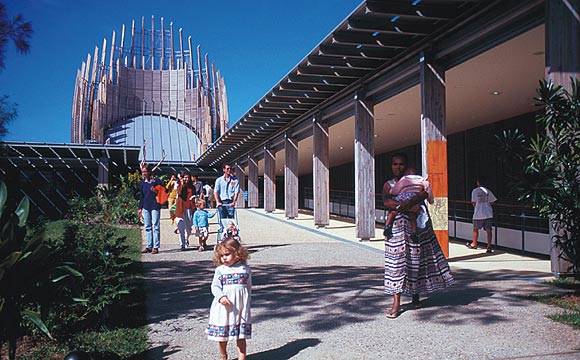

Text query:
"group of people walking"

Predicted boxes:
[[138, 163, 242, 254], [139, 155, 496, 359]]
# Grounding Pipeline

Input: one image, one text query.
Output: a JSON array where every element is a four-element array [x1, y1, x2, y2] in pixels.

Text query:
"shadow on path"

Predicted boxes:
[[247, 338, 321, 360]]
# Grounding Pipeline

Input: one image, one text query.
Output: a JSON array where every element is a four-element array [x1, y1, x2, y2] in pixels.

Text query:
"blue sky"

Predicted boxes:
[[1, 0, 362, 143]]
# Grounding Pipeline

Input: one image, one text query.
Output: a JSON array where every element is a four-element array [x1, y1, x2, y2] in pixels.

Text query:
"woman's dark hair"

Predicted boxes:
[[391, 152, 408, 164]]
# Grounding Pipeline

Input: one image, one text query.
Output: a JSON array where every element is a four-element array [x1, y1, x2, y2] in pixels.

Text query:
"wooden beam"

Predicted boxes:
[[284, 133, 299, 219], [247, 157, 259, 208], [545, 0, 580, 91], [354, 90, 375, 240], [312, 115, 329, 227], [264, 147, 276, 213], [420, 51, 449, 258], [235, 164, 246, 208]]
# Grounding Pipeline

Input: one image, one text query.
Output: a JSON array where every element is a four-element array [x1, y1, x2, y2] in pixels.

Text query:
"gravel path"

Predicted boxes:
[[139, 209, 580, 360]]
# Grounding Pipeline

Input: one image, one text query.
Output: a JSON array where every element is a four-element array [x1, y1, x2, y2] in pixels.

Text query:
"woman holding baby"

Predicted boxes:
[[382, 153, 454, 318]]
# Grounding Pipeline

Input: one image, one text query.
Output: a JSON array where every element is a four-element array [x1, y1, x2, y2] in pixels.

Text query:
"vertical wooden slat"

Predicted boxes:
[[420, 51, 449, 258], [235, 164, 246, 208], [354, 90, 375, 240], [109, 31, 116, 83], [150, 16, 155, 70], [545, 0, 580, 91], [313, 115, 329, 227], [141, 17, 145, 70], [285, 133, 299, 219], [264, 147, 276, 213], [248, 157, 259, 208], [160, 17, 165, 70]]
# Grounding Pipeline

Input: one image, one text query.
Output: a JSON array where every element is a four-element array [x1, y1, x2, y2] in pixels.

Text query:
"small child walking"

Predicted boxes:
[[206, 238, 252, 360], [192, 198, 216, 252]]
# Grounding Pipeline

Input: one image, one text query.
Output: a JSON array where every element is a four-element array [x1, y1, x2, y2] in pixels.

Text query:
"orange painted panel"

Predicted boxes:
[[434, 230, 449, 259], [427, 140, 448, 197]]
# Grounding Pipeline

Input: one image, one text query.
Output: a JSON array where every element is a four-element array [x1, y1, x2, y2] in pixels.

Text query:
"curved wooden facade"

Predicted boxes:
[[71, 16, 229, 160]]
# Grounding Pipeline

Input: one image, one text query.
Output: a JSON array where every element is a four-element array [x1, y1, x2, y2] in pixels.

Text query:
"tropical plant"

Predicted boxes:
[[0, 181, 80, 359], [0, 2, 32, 70], [0, 2, 33, 139], [512, 79, 580, 278]]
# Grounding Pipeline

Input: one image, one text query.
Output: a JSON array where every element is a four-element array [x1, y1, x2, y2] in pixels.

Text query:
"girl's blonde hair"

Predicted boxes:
[[213, 238, 249, 265]]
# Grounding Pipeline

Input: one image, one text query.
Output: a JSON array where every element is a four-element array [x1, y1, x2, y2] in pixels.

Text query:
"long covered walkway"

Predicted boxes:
[[139, 209, 578, 360]]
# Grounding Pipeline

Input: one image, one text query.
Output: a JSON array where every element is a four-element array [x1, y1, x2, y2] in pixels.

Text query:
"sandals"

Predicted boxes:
[[465, 243, 477, 249], [386, 308, 402, 318]]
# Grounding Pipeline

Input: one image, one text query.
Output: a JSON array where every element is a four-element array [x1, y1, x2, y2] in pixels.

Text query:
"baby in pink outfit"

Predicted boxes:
[[384, 168, 433, 239]]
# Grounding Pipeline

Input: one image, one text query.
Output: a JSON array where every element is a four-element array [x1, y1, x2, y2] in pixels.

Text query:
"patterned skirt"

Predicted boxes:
[[384, 212, 454, 295]]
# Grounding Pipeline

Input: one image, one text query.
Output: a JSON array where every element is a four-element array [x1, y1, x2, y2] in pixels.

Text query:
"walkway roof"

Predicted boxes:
[[194, 0, 543, 168]]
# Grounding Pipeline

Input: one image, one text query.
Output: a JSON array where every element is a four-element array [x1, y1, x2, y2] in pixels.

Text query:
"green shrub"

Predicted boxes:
[[40, 221, 142, 337]]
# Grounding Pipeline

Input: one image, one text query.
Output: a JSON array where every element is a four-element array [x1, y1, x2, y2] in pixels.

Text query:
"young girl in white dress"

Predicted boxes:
[[206, 237, 252, 360]]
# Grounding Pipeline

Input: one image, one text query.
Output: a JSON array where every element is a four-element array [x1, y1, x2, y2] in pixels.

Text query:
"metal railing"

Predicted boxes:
[[303, 187, 550, 253]]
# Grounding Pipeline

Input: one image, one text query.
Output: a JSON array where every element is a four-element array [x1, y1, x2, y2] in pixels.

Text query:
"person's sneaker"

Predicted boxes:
[[141, 248, 152, 254], [151, 248, 159, 254], [180, 247, 186, 251], [173, 228, 178, 234], [198, 246, 204, 252], [486, 247, 493, 254]]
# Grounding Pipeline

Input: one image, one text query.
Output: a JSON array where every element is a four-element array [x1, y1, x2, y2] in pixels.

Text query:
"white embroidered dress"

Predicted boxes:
[[206, 262, 252, 341]]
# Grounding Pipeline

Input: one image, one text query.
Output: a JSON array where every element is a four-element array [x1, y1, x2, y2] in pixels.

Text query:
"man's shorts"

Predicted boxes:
[[195, 226, 209, 237], [473, 218, 493, 230]]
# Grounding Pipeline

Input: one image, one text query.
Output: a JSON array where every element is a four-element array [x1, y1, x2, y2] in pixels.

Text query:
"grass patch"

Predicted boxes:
[[530, 278, 580, 329]]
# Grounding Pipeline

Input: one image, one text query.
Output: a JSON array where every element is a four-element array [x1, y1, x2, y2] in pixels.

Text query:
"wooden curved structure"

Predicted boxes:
[[71, 16, 229, 160]]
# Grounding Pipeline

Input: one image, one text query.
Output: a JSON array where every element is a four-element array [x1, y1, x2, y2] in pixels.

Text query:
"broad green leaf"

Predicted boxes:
[[15, 196, 30, 227], [22, 309, 53, 340], [56, 264, 83, 278], [72, 297, 89, 302]]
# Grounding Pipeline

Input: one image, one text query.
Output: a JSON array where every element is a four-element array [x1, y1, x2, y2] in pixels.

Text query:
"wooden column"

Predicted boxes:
[[354, 90, 375, 240], [247, 157, 259, 208], [264, 147, 276, 213], [545, 0, 580, 90], [284, 133, 299, 219], [420, 51, 449, 258], [312, 115, 329, 227], [235, 164, 246, 208], [97, 157, 109, 189]]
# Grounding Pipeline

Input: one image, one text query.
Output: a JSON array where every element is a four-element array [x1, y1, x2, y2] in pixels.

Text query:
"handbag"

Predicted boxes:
[[154, 184, 168, 205]]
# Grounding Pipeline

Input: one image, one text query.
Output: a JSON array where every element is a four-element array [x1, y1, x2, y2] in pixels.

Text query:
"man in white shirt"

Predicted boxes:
[[467, 177, 497, 253]]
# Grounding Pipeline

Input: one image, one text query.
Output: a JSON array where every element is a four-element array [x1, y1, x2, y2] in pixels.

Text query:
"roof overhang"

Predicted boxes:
[[194, 0, 544, 167]]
